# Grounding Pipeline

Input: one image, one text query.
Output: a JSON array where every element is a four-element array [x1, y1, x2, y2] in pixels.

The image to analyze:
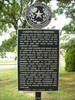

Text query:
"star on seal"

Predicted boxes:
[[36, 11, 43, 18]]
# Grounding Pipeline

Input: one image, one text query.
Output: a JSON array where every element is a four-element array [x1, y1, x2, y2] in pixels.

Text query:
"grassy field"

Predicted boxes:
[[0, 67, 75, 100], [0, 60, 16, 64]]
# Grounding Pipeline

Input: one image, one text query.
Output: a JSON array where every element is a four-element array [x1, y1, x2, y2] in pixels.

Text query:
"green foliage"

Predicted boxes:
[[65, 47, 75, 72], [60, 37, 75, 49], [0, 0, 21, 33], [0, 52, 6, 58], [58, 0, 71, 4], [0, 34, 17, 52], [62, 21, 75, 34], [56, 0, 75, 35]]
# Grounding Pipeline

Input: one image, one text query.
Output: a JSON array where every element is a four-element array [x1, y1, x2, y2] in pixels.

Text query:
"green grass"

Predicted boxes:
[[42, 72, 75, 100], [0, 67, 75, 100], [0, 60, 16, 64], [0, 68, 34, 100]]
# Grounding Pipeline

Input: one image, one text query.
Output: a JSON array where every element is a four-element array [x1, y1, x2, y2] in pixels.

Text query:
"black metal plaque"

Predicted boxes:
[[18, 29, 59, 91]]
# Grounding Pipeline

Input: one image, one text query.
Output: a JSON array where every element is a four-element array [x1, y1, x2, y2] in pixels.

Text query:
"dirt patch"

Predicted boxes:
[[0, 79, 3, 83], [68, 82, 75, 85], [60, 77, 72, 81], [24, 92, 35, 97], [0, 79, 16, 87]]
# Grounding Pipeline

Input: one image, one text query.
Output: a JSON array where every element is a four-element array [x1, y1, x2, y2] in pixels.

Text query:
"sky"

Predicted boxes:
[[0, 0, 71, 45]]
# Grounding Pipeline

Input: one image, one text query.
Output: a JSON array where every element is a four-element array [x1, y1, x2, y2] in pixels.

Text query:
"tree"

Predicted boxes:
[[0, 32, 17, 52], [65, 47, 75, 72], [56, 0, 75, 33], [56, 0, 75, 71], [0, 0, 20, 34], [0, 0, 31, 55]]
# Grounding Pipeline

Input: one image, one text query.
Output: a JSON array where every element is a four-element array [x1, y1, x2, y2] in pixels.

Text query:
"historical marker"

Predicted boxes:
[[18, 29, 59, 91]]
